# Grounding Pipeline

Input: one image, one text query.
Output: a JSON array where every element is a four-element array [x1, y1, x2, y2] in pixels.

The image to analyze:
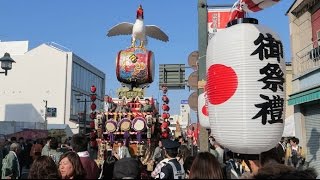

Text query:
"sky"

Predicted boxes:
[[0, 0, 294, 120]]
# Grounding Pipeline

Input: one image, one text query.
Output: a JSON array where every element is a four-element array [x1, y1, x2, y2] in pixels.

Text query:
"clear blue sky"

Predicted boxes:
[[0, 0, 294, 120]]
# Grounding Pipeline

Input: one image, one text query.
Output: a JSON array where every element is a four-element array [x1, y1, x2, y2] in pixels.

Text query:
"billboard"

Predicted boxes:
[[207, 8, 233, 40]]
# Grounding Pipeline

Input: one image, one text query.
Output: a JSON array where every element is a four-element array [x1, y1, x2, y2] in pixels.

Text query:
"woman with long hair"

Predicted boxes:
[[189, 152, 224, 179], [28, 156, 60, 179], [176, 145, 191, 165], [58, 151, 86, 179]]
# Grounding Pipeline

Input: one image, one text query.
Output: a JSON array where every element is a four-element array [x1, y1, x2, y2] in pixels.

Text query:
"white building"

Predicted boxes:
[[180, 100, 190, 129], [0, 41, 105, 135], [167, 101, 190, 137]]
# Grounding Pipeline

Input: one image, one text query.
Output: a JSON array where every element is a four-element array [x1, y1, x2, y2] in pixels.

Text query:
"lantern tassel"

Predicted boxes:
[[109, 133, 114, 144], [124, 131, 130, 145], [137, 131, 142, 143]]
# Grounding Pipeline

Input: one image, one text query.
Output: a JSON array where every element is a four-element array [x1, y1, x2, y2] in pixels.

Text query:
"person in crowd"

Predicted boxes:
[[189, 152, 223, 179], [41, 136, 52, 156], [17, 138, 27, 174], [178, 136, 187, 146], [99, 155, 117, 179], [114, 141, 131, 160], [240, 146, 287, 179], [276, 137, 287, 164], [46, 138, 63, 165], [151, 151, 170, 179], [253, 161, 317, 179], [208, 136, 224, 166], [10, 137, 17, 144], [71, 134, 99, 179], [115, 100, 130, 113], [25, 139, 33, 169], [1, 143, 21, 179], [30, 139, 43, 161], [183, 156, 195, 179], [142, 98, 154, 112], [109, 101, 118, 112], [113, 157, 140, 179], [176, 144, 191, 166], [159, 139, 185, 179], [0, 138, 5, 178], [152, 140, 164, 165], [3, 139, 11, 157], [28, 156, 60, 179], [58, 151, 86, 179], [285, 137, 305, 169]]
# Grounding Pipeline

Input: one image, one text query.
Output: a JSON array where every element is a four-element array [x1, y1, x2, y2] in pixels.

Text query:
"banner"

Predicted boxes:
[[207, 8, 233, 40]]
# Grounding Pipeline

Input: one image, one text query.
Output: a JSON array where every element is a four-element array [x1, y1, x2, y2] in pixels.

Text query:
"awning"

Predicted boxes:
[[288, 87, 320, 105]]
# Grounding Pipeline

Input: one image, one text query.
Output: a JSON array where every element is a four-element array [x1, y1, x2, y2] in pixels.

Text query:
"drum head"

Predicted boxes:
[[132, 117, 146, 131], [119, 118, 131, 131], [106, 119, 117, 133]]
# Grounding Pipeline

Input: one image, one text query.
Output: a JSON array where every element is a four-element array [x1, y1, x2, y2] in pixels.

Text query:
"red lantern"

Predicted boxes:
[[91, 103, 96, 111], [162, 104, 170, 111], [90, 112, 96, 120], [162, 112, 171, 119], [90, 121, 95, 129], [162, 95, 169, 103], [161, 121, 170, 139], [90, 94, 97, 101], [90, 85, 96, 93], [162, 86, 168, 94], [162, 112, 168, 119]]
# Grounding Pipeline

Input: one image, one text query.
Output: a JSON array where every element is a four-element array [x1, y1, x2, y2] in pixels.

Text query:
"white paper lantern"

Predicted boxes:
[[206, 18, 285, 154], [198, 92, 210, 129]]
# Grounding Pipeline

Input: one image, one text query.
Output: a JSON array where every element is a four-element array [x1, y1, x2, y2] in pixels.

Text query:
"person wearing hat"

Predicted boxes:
[[159, 139, 185, 179]]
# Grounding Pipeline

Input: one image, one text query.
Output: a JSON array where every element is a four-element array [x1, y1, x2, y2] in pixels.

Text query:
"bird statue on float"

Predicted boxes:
[[107, 5, 169, 48]]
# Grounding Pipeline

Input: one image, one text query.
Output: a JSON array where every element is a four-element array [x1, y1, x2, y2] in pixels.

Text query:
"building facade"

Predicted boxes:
[[0, 41, 105, 135], [283, 62, 295, 137], [287, 0, 320, 173]]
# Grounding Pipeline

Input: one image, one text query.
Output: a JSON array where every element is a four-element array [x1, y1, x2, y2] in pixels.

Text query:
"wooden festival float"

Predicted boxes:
[[94, 5, 170, 166]]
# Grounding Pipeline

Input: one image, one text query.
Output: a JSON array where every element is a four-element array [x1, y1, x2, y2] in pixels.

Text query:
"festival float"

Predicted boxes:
[[92, 5, 170, 166]]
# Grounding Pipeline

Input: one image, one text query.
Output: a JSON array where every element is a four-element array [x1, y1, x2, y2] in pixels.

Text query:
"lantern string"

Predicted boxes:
[[229, 0, 281, 22]]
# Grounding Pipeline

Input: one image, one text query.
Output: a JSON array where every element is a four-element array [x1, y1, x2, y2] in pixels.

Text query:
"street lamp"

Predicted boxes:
[[43, 100, 48, 130], [76, 94, 87, 134], [0, 53, 16, 76]]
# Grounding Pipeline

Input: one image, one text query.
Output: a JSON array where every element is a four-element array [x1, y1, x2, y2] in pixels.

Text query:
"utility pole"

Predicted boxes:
[[198, 0, 209, 152], [44, 100, 48, 130], [76, 94, 87, 135]]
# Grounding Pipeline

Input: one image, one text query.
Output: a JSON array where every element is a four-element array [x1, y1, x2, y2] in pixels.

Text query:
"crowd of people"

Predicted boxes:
[[0, 134, 318, 179]]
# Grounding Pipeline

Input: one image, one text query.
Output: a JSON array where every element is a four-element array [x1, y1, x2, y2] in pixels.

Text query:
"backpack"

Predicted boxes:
[[167, 161, 185, 179]]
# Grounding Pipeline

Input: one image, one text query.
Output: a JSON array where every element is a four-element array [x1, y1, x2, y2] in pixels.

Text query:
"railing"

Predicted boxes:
[[45, 42, 71, 52], [294, 42, 320, 76]]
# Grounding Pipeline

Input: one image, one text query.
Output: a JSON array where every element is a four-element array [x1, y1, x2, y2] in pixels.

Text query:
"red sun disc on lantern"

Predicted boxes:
[[202, 105, 209, 116], [207, 64, 238, 105]]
